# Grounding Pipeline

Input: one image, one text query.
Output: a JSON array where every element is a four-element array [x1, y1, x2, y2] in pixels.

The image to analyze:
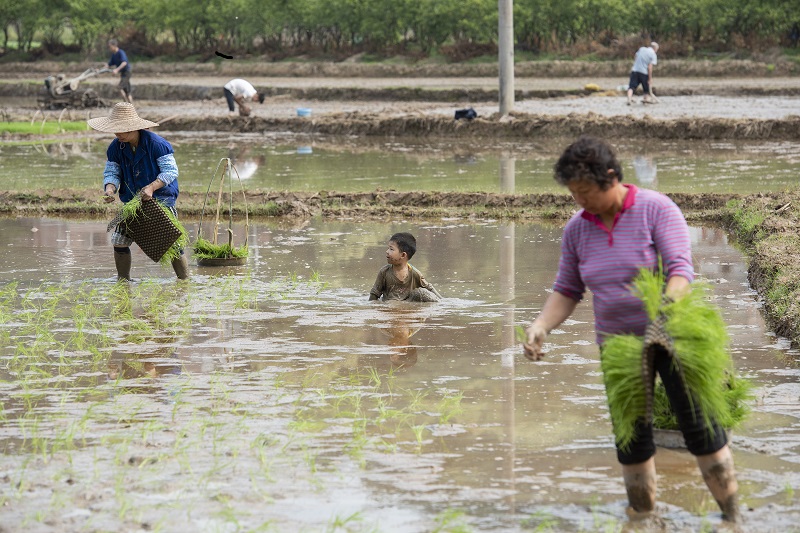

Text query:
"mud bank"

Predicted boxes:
[[0, 189, 736, 220], [5, 81, 800, 102], [151, 113, 800, 141], [2, 188, 797, 349], [1, 59, 798, 78], [723, 193, 800, 350]]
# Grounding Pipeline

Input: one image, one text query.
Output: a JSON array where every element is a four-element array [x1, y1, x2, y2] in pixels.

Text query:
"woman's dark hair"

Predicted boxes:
[[554, 136, 623, 190], [390, 232, 416, 259]]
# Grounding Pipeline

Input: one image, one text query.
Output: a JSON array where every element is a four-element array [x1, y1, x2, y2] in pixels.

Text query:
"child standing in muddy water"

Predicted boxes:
[[369, 232, 442, 302]]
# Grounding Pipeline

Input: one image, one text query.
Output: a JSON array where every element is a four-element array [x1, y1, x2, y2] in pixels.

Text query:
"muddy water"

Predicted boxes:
[[0, 217, 798, 532], [2, 136, 799, 194]]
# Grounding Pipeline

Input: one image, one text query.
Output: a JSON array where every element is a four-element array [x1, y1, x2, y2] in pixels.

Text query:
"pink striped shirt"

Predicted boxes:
[[553, 184, 694, 343]]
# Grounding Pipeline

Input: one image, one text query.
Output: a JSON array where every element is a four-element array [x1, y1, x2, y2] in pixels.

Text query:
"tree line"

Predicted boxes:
[[2, 0, 798, 59]]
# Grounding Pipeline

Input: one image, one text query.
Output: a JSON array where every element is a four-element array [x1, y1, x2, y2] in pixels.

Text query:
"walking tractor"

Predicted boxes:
[[38, 67, 112, 109]]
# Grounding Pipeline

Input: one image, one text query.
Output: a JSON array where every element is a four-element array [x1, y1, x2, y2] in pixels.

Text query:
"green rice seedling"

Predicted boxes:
[[404, 388, 428, 412], [431, 509, 471, 533], [232, 276, 258, 309], [215, 501, 241, 530], [785, 482, 795, 502], [325, 511, 364, 532], [192, 236, 248, 260], [410, 424, 426, 446], [366, 366, 382, 387], [120, 194, 143, 223], [600, 335, 645, 447], [437, 391, 464, 424], [515, 324, 528, 343], [0, 281, 18, 325], [303, 446, 318, 474], [520, 511, 559, 531], [602, 268, 752, 450]]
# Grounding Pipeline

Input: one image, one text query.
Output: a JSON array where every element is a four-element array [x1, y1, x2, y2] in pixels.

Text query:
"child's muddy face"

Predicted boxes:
[[385, 241, 405, 265]]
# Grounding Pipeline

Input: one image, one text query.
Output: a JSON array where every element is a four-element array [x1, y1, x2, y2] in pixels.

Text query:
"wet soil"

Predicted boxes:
[[2, 187, 798, 350]]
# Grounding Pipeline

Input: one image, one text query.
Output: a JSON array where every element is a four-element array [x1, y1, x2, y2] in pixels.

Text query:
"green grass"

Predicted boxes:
[[726, 199, 766, 244], [0, 121, 91, 135]]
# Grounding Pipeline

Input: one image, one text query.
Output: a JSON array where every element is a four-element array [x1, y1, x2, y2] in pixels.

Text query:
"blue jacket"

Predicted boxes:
[[103, 130, 179, 206], [108, 49, 131, 72]]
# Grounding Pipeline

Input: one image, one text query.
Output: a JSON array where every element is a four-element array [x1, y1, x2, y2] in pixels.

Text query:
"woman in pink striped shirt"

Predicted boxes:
[[522, 136, 741, 524]]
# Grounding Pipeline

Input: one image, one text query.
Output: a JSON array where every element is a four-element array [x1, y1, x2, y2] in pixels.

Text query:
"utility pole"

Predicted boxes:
[[498, 0, 514, 117]]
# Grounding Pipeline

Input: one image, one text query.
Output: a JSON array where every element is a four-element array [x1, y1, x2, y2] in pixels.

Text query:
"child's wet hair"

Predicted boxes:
[[390, 232, 416, 259]]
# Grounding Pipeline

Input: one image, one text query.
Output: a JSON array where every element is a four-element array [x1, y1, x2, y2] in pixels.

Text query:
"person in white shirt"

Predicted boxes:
[[626, 42, 659, 106], [223, 79, 265, 116]]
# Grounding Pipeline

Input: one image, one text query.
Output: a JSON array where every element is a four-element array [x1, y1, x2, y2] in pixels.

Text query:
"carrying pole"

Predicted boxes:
[[212, 159, 228, 245]]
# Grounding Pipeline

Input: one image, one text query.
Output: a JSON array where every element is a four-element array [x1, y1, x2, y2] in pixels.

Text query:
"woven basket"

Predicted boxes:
[[120, 200, 182, 263]]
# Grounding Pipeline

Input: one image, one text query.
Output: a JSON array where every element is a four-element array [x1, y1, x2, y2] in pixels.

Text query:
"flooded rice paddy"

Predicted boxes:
[[2, 135, 800, 195], [1, 217, 799, 532]]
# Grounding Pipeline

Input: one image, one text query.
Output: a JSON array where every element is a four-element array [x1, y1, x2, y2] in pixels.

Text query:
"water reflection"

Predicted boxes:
[[0, 218, 798, 532], [499, 153, 515, 194], [228, 145, 265, 180], [32, 138, 95, 160], [378, 306, 424, 369], [632, 154, 658, 187], [3, 137, 800, 194]]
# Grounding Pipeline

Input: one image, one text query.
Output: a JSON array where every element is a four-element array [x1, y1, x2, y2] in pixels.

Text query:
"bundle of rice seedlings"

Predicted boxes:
[[159, 206, 189, 267], [601, 334, 646, 448], [601, 268, 750, 451], [120, 194, 143, 222], [192, 237, 248, 260], [119, 194, 189, 267], [652, 373, 752, 431]]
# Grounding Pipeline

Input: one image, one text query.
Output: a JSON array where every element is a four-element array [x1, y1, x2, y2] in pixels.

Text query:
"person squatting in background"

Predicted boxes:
[[627, 42, 659, 105], [223, 78, 266, 116]]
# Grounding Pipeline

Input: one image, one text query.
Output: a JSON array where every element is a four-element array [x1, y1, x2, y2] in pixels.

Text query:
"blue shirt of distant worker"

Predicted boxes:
[[107, 38, 133, 103], [108, 47, 130, 73]]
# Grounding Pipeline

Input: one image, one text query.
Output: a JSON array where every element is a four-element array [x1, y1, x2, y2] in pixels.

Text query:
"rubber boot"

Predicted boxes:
[[113, 249, 132, 281], [172, 254, 189, 280]]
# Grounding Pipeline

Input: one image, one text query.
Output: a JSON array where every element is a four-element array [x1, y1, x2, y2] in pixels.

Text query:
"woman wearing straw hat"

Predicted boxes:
[[88, 102, 189, 280]]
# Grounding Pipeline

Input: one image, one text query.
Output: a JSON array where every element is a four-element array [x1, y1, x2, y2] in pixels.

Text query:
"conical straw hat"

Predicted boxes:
[[87, 103, 159, 133]]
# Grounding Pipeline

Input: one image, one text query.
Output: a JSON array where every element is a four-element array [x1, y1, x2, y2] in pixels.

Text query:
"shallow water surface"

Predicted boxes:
[[1, 136, 799, 194], [0, 217, 799, 532]]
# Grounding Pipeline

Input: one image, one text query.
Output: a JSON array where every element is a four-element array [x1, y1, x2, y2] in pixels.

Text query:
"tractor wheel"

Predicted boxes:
[[37, 87, 54, 110], [81, 89, 100, 108]]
